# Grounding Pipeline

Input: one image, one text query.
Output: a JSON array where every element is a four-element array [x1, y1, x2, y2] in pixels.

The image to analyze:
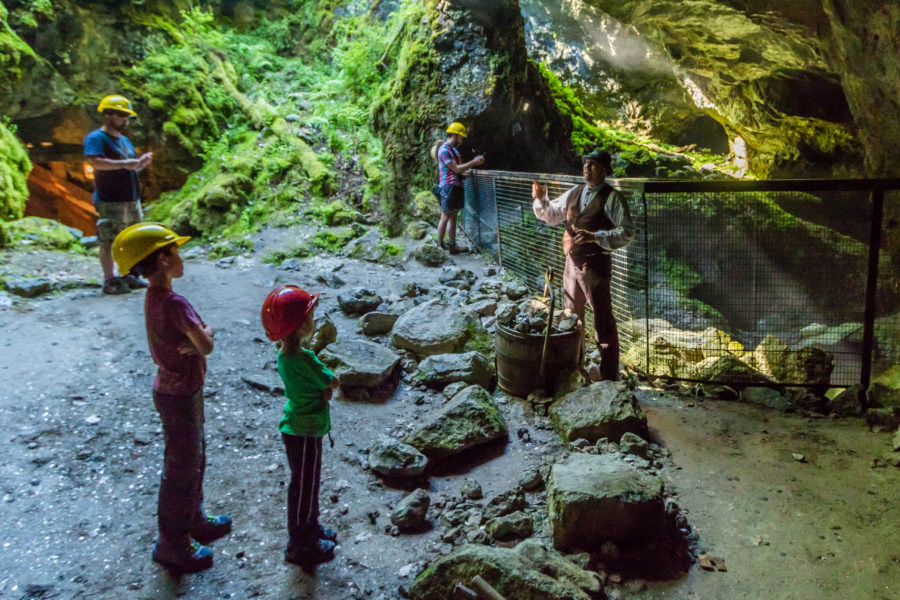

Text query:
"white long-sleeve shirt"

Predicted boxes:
[[532, 183, 635, 252]]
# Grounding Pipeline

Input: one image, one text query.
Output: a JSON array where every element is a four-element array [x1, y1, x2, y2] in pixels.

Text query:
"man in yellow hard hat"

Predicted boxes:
[[84, 94, 154, 295], [436, 121, 484, 254]]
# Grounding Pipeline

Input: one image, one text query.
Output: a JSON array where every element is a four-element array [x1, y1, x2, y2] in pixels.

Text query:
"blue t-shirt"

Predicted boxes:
[[83, 128, 141, 203]]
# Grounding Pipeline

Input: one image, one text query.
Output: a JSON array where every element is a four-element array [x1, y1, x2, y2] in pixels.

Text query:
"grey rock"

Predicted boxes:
[[390, 488, 431, 531], [359, 312, 399, 336], [460, 479, 483, 500], [4, 277, 53, 298], [309, 314, 337, 352], [467, 298, 498, 317], [619, 432, 650, 458], [403, 385, 507, 460], [439, 267, 477, 290], [827, 384, 866, 416], [337, 288, 383, 316], [414, 243, 447, 267], [413, 351, 494, 389], [550, 381, 648, 443], [503, 281, 528, 300], [743, 386, 791, 412], [485, 510, 533, 540], [482, 488, 527, 522], [319, 339, 400, 387], [391, 299, 480, 358], [368, 436, 428, 478], [548, 453, 666, 549], [316, 270, 346, 288], [280, 258, 302, 271], [518, 468, 543, 491], [443, 381, 467, 399]]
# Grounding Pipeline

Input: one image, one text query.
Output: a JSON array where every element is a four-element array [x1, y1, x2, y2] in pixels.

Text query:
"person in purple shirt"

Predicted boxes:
[[111, 222, 232, 574], [436, 121, 484, 254]]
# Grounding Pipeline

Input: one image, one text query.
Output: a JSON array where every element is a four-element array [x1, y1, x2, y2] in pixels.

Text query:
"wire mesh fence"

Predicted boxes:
[[461, 171, 900, 389]]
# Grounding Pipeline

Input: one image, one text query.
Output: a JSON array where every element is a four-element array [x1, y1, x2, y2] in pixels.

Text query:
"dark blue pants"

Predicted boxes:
[[282, 433, 323, 552], [154, 389, 206, 550]]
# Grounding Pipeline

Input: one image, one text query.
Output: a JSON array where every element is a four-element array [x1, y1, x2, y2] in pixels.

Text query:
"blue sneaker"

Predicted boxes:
[[152, 540, 213, 574], [191, 514, 232, 544]]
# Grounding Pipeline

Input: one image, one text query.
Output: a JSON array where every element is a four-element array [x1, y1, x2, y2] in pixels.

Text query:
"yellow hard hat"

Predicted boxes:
[[112, 222, 190, 275], [98, 94, 137, 117], [446, 122, 467, 137]]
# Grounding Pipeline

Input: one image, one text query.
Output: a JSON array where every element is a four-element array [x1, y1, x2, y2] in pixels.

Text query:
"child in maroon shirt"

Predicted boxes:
[[112, 223, 232, 574]]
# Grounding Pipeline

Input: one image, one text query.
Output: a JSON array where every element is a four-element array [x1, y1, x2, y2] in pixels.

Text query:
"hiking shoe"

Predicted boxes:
[[448, 244, 469, 255], [317, 524, 338, 542], [191, 514, 232, 544], [121, 274, 148, 289], [152, 540, 213, 574], [284, 539, 336, 566], [102, 277, 131, 295]]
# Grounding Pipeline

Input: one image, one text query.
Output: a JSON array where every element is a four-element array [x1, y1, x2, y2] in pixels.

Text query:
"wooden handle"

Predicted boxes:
[[471, 575, 506, 600]]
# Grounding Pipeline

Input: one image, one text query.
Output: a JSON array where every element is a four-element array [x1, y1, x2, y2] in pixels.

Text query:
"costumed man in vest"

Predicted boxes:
[[84, 94, 154, 295], [436, 121, 484, 254], [531, 149, 635, 381]]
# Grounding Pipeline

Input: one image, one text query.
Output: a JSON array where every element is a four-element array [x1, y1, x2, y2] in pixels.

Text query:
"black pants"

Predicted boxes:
[[153, 389, 206, 550], [564, 253, 620, 381], [282, 433, 323, 552]]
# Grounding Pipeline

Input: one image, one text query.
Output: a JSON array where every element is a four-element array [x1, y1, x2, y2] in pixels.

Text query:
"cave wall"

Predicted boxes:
[[371, 0, 577, 229]]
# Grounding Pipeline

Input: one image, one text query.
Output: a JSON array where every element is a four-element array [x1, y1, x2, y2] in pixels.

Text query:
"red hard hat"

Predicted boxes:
[[261, 285, 319, 341]]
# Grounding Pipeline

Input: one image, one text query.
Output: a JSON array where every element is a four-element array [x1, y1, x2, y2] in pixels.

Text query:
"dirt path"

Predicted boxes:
[[0, 232, 898, 600]]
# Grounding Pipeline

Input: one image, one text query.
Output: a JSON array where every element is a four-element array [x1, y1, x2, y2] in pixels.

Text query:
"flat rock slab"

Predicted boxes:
[[318, 338, 400, 387], [403, 385, 507, 460], [548, 453, 665, 550], [412, 351, 494, 389], [549, 380, 647, 443], [410, 541, 600, 600], [391, 298, 478, 358]]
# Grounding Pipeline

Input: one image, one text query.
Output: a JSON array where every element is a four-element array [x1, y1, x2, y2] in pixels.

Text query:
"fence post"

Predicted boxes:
[[493, 176, 503, 268], [641, 190, 651, 375], [861, 189, 884, 389]]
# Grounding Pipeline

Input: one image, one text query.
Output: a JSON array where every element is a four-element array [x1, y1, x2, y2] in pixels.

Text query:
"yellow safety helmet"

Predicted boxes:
[[98, 94, 137, 117], [112, 222, 190, 275], [446, 122, 467, 137]]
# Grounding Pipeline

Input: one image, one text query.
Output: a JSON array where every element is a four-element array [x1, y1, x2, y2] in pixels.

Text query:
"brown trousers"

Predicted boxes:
[[563, 253, 619, 381]]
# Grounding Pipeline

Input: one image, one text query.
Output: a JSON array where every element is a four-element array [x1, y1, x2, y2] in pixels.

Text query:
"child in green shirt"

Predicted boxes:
[[261, 285, 340, 567]]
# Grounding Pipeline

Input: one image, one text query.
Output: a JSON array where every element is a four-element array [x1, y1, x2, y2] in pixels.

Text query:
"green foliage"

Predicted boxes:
[[657, 249, 703, 295], [307, 200, 357, 226], [308, 227, 358, 253], [0, 4, 37, 91], [263, 241, 312, 264], [0, 118, 31, 222]]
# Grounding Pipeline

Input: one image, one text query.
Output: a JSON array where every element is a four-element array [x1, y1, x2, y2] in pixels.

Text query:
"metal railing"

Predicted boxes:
[[461, 171, 900, 389]]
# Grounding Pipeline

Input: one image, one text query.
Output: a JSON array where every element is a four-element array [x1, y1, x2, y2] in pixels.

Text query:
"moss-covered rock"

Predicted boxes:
[[0, 120, 31, 223], [0, 216, 79, 251]]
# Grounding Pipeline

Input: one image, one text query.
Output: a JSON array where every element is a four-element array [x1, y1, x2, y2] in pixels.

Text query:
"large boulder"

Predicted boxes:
[[549, 381, 647, 443], [749, 335, 834, 385], [318, 339, 401, 397], [368, 435, 428, 478], [392, 298, 479, 358], [410, 541, 601, 600], [548, 453, 666, 550], [403, 385, 507, 459], [696, 354, 773, 385], [412, 351, 494, 389], [621, 328, 705, 378]]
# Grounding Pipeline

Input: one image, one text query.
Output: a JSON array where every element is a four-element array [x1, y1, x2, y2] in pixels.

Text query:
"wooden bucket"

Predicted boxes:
[[494, 322, 582, 397]]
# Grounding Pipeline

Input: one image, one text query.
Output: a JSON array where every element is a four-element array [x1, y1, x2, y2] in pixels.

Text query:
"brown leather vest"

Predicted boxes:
[[562, 184, 615, 262]]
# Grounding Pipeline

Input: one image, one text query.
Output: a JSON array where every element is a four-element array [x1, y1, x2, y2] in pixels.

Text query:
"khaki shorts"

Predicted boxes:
[[96, 201, 143, 244]]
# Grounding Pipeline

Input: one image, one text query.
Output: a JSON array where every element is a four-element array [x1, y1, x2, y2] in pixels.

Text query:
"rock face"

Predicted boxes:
[[549, 381, 647, 443], [318, 338, 400, 389], [368, 435, 429, 478], [410, 541, 601, 600], [548, 453, 666, 550], [371, 0, 575, 231], [412, 351, 494, 389], [403, 385, 507, 459], [391, 299, 480, 358]]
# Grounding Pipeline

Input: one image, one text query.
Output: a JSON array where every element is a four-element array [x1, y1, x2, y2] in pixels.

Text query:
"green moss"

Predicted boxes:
[[0, 5, 37, 92], [464, 320, 494, 362], [0, 119, 31, 223], [308, 227, 358, 253], [377, 240, 405, 256], [0, 216, 81, 252], [263, 241, 312, 264]]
